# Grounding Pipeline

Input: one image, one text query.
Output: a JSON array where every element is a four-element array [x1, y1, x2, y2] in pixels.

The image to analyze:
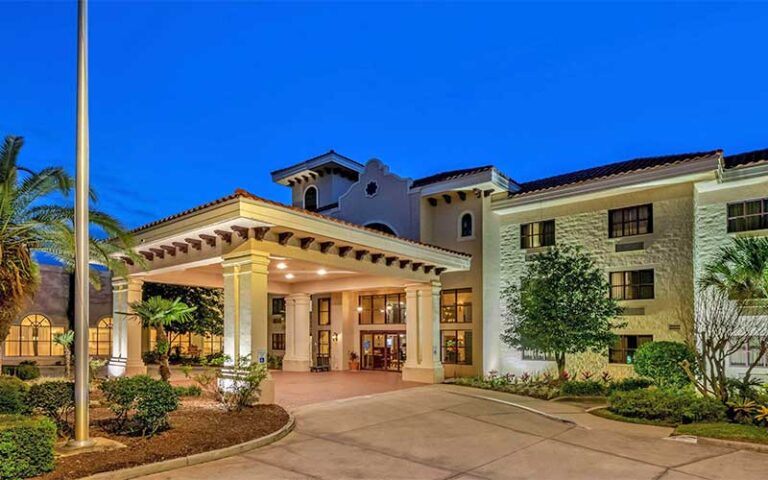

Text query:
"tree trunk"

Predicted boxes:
[[156, 325, 172, 382], [556, 352, 566, 378], [64, 349, 72, 378]]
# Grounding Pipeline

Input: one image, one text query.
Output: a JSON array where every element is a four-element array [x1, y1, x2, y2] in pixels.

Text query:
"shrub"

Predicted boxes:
[[2, 361, 41, 381], [0, 415, 57, 479], [218, 356, 268, 411], [173, 385, 202, 397], [27, 381, 75, 436], [609, 388, 726, 424], [633, 341, 694, 388], [142, 350, 160, 365], [100, 375, 179, 436], [0, 377, 29, 415], [560, 380, 607, 397], [607, 377, 654, 394]]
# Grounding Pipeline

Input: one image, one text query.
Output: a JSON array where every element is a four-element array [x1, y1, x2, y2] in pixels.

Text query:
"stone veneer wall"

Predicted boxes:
[[496, 184, 695, 378]]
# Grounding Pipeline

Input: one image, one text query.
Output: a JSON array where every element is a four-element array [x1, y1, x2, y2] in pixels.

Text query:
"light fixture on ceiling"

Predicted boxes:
[[276, 262, 288, 270], [317, 268, 327, 276], [285, 273, 295, 280]]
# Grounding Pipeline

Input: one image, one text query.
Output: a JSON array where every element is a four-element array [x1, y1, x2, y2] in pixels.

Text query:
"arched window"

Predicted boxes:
[[365, 222, 397, 236], [303, 186, 318, 211], [89, 317, 113, 357], [3, 314, 63, 357], [459, 212, 474, 239]]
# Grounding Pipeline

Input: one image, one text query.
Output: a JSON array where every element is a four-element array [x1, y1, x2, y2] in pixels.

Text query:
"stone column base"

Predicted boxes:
[[282, 358, 311, 372], [107, 357, 147, 377], [402, 365, 445, 384]]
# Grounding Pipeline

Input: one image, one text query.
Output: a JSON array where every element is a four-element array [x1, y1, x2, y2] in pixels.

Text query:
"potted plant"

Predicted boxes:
[[348, 351, 360, 371]]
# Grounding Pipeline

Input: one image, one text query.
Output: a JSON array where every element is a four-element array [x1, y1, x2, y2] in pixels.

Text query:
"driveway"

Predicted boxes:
[[141, 384, 768, 480]]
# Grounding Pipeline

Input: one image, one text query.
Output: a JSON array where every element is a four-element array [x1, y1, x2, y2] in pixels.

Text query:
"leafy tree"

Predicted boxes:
[[0, 135, 138, 368], [142, 282, 223, 346], [129, 296, 196, 381], [52, 330, 75, 378], [501, 246, 624, 375], [633, 341, 695, 388]]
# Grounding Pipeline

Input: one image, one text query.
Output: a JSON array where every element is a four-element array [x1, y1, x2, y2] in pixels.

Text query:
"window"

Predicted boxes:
[[522, 349, 554, 361], [272, 297, 285, 315], [441, 330, 472, 365], [3, 314, 63, 357], [460, 212, 474, 238], [609, 204, 653, 238], [520, 220, 555, 249], [272, 333, 286, 351], [317, 331, 331, 367], [441, 288, 472, 323], [318, 297, 331, 326], [610, 270, 655, 300], [149, 331, 223, 357], [88, 317, 112, 357], [303, 186, 318, 211], [609, 335, 652, 364], [730, 337, 768, 367], [727, 199, 768, 233], [358, 294, 405, 324]]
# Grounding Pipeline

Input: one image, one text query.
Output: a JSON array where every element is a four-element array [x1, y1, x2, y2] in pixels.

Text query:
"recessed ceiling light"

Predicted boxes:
[[276, 262, 288, 270], [317, 268, 327, 276], [285, 273, 295, 280]]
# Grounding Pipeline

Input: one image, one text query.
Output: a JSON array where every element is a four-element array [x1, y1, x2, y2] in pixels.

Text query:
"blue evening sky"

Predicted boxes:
[[2, 2, 767, 230]]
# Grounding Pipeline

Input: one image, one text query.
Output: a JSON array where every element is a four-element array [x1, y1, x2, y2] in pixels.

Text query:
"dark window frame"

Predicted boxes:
[[271, 333, 285, 351], [318, 297, 331, 326], [440, 288, 473, 323], [727, 198, 768, 233], [358, 293, 406, 324], [609, 335, 653, 364], [610, 269, 655, 300], [460, 213, 473, 238], [441, 330, 473, 365], [303, 185, 318, 212], [609, 204, 653, 238], [520, 220, 556, 249]]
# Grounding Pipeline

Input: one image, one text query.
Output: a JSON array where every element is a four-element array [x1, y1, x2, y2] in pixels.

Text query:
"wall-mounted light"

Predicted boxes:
[[276, 262, 288, 270], [317, 268, 327, 276], [285, 273, 295, 280], [332, 332, 339, 342], [356, 306, 363, 313]]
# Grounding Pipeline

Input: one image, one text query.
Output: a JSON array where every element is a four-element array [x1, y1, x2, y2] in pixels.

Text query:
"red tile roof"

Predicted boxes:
[[509, 150, 722, 197], [411, 165, 510, 188], [131, 189, 471, 259], [724, 148, 768, 170]]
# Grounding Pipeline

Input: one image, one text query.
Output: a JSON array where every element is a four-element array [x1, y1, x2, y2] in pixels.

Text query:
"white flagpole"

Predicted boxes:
[[70, 0, 93, 448]]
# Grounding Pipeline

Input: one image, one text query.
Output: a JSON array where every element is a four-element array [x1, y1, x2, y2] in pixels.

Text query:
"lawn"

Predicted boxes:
[[675, 423, 768, 445]]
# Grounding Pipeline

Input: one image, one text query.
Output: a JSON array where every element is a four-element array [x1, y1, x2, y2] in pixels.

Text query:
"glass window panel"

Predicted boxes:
[[372, 295, 385, 324]]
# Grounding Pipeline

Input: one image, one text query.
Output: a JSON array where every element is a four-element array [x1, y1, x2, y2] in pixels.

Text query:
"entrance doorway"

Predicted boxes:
[[361, 332, 406, 371]]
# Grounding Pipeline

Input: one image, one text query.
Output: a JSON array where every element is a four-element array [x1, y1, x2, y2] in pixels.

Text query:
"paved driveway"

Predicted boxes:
[[142, 385, 768, 480]]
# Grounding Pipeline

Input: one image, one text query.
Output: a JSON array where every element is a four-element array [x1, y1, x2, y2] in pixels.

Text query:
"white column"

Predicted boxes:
[[108, 277, 146, 377], [283, 293, 312, 372], [220, 251, 274, 404], [403, 281, 444, 383]]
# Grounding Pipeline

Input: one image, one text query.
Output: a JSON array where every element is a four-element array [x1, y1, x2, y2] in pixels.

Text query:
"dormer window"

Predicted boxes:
[[459, 212, 474, 239], [304, 186, 318, 211]]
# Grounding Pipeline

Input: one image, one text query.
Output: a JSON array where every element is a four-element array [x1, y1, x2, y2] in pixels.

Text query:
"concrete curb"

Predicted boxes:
[[670, 434, 768, 454], [551, 395, 607, 403], [446, 389, 578, 426], [80, 413, 296, 480]]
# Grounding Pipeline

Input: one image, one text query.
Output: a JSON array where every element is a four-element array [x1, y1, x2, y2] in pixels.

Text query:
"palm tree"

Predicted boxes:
[[0, 135, 139, 368], [700, 236, 768, 300], [130, 296, 196, 381], [53, 330, 75, 378]]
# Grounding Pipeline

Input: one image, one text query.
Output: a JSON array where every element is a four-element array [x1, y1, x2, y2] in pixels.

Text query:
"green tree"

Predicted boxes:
[[129, 296, 196, 381], [501, 246, 624, 375], [701, 236, 768, 301], [0, 135, 138, 369], [633, 341, 695, 388], [142, 282, 223, 347], [52, 330, 75, 378]]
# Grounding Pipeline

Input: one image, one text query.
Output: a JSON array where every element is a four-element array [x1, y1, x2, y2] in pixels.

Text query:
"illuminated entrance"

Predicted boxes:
[[361, 332, 406, 371]]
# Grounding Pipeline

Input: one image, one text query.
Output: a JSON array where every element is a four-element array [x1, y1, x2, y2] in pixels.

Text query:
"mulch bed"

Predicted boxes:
[[36, 402, 290, 480]]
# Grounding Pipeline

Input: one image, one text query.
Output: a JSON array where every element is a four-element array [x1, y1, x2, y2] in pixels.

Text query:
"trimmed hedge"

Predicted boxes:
[[633, 341, 694, 388], [100, 375, 179, 436], [0, 415, 57, 479], [1, 362, 40, 381], [0, 377, 29, 415], [609, 389, 726, 425], [606, 377, 654, 394], [560, 380, 607, 397], [172, 385, 202, 397], [27, 381, 74, 435]]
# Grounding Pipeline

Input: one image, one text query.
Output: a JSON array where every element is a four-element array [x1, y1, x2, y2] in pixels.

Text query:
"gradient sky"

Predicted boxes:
[[2, 2, 767, 231]]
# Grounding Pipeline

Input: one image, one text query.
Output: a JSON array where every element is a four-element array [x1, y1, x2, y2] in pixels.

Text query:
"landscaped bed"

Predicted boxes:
[[37, 402, 289, 480]]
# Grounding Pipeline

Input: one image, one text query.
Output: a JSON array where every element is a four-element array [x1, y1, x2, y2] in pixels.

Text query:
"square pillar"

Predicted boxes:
[[108, 277, 146, 377], [283, 293, 312, 371], [221, 251, 274, 404], [403, 281, 444, 383]]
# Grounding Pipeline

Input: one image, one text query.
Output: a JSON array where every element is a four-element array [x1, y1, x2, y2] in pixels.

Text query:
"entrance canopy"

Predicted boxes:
[[120, 189, 470, 291]]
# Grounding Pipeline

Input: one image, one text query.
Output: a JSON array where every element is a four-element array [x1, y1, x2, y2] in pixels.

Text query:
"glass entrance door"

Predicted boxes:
[[360, 332, 406, 371]]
